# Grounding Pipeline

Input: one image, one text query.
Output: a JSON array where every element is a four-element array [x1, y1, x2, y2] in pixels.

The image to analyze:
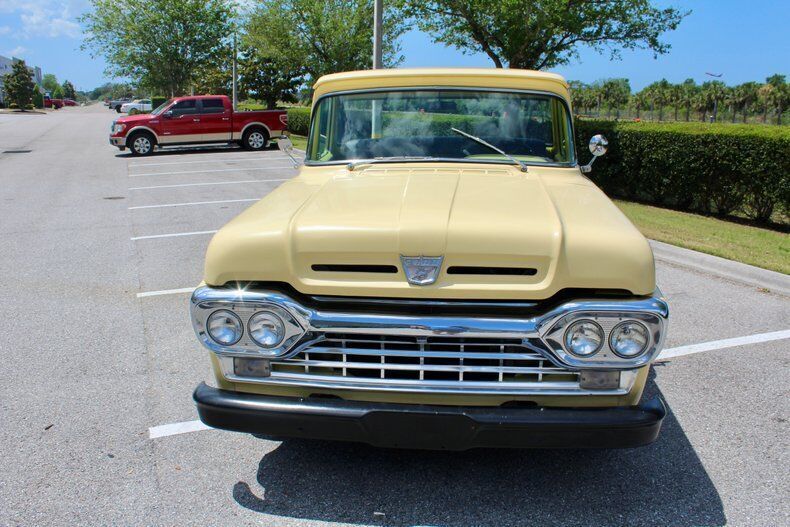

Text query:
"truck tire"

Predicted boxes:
[[128, 131, 156, 156], [242, 127, 269, 150], [129, 108, 139, 115]]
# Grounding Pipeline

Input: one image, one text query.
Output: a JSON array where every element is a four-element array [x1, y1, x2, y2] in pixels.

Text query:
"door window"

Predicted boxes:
[[200, 99, 226, 114], [170, 99, 197, 116]]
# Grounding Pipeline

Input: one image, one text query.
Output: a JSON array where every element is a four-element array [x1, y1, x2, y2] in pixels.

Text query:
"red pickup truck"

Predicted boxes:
[[109, 95, 287, 155]]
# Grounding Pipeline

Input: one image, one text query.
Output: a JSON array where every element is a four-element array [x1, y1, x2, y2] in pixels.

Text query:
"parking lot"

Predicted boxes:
[[1, 104, 788, 526]]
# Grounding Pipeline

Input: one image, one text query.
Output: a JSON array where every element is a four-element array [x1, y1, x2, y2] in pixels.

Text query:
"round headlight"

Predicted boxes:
[[564, 320, 604, 357], [609, 321, 650, 358], [248, 311, 285, 348], [206, 310, 243, 346]]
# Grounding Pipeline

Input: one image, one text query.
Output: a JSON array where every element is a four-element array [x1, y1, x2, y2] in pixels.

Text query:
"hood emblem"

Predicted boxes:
[[401, 256, 443, 286]]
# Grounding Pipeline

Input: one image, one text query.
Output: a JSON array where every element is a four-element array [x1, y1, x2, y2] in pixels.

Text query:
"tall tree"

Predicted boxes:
[[701, 80, 726, 122], [733, 82, 759, 123], [62, 80, 77, 100], [42, 73, 59, 94], [764, 74, 787, 125], [600, 78, 630, 118], [642, 79, 671, 120], [80, 0, 234, 96], [238, 48, 304, 109], [678, 78, 697, 122], [245, 0, 405, 85], [398, 0, 688, 69], [3, 59, 35, 110]]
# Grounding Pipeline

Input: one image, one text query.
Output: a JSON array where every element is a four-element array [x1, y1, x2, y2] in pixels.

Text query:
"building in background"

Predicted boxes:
[[0, 55, 43, 104]]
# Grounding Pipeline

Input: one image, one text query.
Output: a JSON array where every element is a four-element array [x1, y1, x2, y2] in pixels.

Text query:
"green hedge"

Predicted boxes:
[[575, 120, 790, 223], [287, 107, 311, 135]]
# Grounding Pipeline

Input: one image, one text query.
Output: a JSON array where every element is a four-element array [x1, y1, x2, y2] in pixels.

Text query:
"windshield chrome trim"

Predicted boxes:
[[305, 86, 577, 168]]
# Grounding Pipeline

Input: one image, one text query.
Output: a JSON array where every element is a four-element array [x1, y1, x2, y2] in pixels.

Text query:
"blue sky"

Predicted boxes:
[[0, 0, 787, 92]]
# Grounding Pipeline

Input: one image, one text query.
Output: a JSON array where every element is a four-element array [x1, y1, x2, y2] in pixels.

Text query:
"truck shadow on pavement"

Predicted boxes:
[[114, 143, 280, 158], [232, 371, 725, 527]]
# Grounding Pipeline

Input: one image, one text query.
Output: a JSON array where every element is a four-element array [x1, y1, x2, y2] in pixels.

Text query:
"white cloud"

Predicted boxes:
[[0, 1, 84, 39], [5, 45, 28, 57], [0, 25, 11, 35]]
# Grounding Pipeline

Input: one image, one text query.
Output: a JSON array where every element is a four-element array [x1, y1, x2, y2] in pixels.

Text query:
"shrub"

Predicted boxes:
[[286, 107, 310, 135], [576, 120, 790, 223]]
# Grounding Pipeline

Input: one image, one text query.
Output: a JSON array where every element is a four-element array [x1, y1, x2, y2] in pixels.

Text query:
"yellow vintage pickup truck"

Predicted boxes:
[[190, 68, 669, 450]]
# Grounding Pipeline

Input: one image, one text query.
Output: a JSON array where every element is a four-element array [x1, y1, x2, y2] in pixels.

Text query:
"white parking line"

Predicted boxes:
[[129, 156, 290, 168], [129, 166, 293, 177], [148, 328, 790, 439], [131, 230, 217, 241], [129, 198, 259, 210], [129, 178, 289, 190], [656, 329, 790, 360], [137, 287, 195, 298], [149, 420, 213, 439]]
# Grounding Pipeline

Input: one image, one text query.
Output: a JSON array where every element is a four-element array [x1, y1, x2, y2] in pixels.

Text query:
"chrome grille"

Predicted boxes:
[[268, 333, 580, 393]]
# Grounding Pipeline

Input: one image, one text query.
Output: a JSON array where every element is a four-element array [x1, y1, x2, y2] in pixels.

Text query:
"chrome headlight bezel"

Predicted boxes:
[[191, 295, 307, 358], [541, 310, 665, 369]]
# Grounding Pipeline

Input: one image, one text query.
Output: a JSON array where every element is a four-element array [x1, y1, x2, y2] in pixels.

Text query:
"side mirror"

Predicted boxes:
[[277, 135, 301, 168], [581, 134, 608, 173]]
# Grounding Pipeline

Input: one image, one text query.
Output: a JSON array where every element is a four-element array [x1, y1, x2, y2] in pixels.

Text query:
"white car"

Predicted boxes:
[[120, 99, 152, 115]]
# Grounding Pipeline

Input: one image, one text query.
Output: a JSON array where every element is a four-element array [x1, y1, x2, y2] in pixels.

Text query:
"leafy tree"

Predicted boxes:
[[732, 82, 759, 123], [3, 59, 35, 110], [641, 79, 671, 120], [32, 86, 44, 109], [630, 90, 649, 119], [700, 80, 726, 122], [398, 0, 688, 69], [80, 0, 234, 96], [238, 47, 304, 109], [678, 78, 697, 122], [192, 42, 234, 96], [600, 78, 630, 118], [42, 73, 59, 93], [52, 84, 64, 99], [61, 80, 77, 100], [764, 74, 787, 125], [245, 0, 405, 85]]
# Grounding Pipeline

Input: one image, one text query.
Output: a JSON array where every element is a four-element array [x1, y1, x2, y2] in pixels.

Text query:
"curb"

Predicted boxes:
[[650, 240, 790, 297]]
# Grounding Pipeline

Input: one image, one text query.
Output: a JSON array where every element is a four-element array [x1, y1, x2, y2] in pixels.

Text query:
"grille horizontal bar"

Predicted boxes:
[[269, 333, 580, 391]]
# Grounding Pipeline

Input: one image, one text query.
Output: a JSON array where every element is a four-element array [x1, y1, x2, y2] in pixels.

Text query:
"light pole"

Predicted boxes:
[[232, 31, 238, 111], [373, 0, 383, 69]]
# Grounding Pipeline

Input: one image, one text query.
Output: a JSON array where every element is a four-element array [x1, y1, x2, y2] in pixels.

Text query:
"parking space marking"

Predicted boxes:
[[656, 329, 790, 360], [131, 230, 217, 241], [147, 328, 790, 440], [128, 198, 259, 210], [129, 156, 289, 168], [129, 166, 293, 177], [129, 178, 289, 190], [149, 420, 213, 439], [137, 287, 195, 298]]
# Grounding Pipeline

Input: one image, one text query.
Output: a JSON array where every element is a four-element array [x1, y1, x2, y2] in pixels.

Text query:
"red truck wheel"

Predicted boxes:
[[243, 127, 269, 150], [128, 132, 155, 156]]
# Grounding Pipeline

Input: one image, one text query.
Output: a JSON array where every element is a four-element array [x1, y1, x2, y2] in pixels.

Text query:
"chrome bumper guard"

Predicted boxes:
[[191, 286, 669, 396]]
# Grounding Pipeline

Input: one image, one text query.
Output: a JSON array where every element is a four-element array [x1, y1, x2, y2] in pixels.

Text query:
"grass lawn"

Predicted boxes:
[[616, 200, 789, 275], [284, 134, 307, 151]]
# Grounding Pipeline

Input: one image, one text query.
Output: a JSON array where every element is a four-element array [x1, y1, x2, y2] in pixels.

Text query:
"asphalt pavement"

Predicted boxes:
[[0, 105, 788, 527]]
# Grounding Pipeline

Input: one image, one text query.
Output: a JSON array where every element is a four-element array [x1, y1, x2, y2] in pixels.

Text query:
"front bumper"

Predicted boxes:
[[109, 136, 125, 147], [194, 382, 666, 450]]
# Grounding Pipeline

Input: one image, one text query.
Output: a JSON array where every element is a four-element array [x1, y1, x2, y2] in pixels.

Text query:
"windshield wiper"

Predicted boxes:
[[347, 156, 436, 171], [450, 128, 528, 172]]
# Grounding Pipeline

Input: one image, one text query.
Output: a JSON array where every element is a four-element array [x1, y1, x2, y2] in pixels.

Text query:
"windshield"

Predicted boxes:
[[151, 99, 173, 115], [306, 89, 575, 166]]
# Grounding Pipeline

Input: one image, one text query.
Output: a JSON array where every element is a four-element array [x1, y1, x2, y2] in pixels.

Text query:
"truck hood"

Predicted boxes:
[[204, 164, 655, 300], [116, 113, 153, 125]]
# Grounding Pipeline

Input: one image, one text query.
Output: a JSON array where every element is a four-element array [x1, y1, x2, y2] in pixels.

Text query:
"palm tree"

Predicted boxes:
[[701, 81, 726, 122], [765, 74, 787, 124], [733, 82, 759, 123], [678, 79, 698, 121]]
